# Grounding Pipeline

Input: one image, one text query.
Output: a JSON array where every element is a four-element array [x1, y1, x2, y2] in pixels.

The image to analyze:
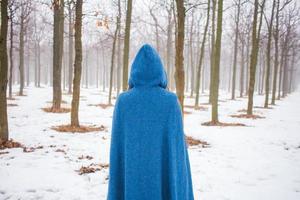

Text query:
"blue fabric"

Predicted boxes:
[[107, 44, 194, 200]]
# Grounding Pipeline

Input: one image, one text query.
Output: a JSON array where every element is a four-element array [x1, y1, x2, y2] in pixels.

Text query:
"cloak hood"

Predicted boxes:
[[128, 44, 167, 89]]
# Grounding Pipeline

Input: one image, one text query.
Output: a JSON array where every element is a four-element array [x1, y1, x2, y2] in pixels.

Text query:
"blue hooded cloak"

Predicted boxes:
[[107, 44, 194, 200]]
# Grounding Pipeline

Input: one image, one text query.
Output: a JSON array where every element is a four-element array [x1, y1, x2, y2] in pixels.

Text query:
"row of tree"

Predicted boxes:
[[1, 0, 300, 141]]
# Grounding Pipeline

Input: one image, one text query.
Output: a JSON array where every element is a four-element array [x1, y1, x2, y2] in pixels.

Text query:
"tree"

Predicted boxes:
[[247, 0, 266, 115], [70, 0, 82, 127], [0, 0, 9, 141], [52, 0, 64, 110], [8, 0, 18, 99], [122, 0, 133, 91], [18, 0, 32, 95], [231, 0, 241, 100], [175, 0, 185, 112], [264, 0, 276, 108], [210, 0, 224, 123], [209, 0, 216, 104], [108, 0, 121, 105], [66, 0, 75, 94], [195, 0, 210, 107]]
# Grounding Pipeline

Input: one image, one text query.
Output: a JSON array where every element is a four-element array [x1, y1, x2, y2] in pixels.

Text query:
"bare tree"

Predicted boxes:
[[52, 0, 64, 110], [210, 0, 224, 123], [108, 0, 121, 105], [71, 0, 82, 127], [195, 0, 210, 107], [0, 0, 9, 141], [247, 0, 266, 115], [175, 0, 185, 112], [122, 0, 133, 91]]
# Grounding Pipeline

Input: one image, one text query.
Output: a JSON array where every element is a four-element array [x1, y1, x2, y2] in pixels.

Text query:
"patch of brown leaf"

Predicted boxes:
[[77, 163, 109, 175], [55, 148, 67, 154], [202, 121, 246, 126], [0, 139, 23, 150], [185, 136, 210, 148], [88, 103, 113, 109], [42, 107, 71, 113], [184, 110, 192, 115], [78, 155, 93, 160], [230, 114, 265, 119], [23, 145, 43, 153], [51, 124, 106, 133]]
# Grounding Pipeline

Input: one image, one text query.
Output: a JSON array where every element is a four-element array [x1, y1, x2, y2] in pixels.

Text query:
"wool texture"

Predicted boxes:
[[107, 44, 194, 200]]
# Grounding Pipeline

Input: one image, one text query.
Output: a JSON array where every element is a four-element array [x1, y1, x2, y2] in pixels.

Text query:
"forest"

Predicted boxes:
[[0, 0, 300, 199]]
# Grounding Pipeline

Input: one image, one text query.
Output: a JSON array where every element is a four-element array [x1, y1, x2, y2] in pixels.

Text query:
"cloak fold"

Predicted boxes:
[[107, 44, 194, 200]]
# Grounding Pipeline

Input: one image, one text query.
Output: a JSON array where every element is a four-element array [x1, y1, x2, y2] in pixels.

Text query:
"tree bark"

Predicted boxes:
[[122, 0, 133, 91], [175, 0, 185, 113], [209, 0, 216, 104], [0, 0, 9, 141], [231, 0, 241, 100], [8, 5, 13, 99], [264, 0, 276, 108], [19, 18, 25, 95], [271, 0, 280, 105], [247, 0, 265, 115], [71, 0, 82, 127], [109, 13, 120, 105], [211, 0, 224, 123], [195, 0, 210, 107], [68, 2, 74, 94], [52, 0, 64, 110]]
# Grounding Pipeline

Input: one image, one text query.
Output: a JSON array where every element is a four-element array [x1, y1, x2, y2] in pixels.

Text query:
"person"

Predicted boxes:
[[107, 44, 194, 200]]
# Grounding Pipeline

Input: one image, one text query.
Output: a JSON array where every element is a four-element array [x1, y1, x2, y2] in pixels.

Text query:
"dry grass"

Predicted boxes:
[[202, 121, 246, 126], [51, 124, 106, 133], [88, 103, 113, 109], [0, 139, 23, 150], [76, 163, 109, 175], [185, 136, 210, 148], [42, 107, 71, 113], [230, 114, 265, 119]]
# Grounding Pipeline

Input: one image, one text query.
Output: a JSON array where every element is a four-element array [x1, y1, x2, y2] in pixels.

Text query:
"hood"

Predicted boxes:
[[128, 44, 167, 89]]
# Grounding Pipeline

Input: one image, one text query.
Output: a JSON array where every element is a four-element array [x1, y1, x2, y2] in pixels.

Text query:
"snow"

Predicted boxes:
[[1, 86, 300, 200]]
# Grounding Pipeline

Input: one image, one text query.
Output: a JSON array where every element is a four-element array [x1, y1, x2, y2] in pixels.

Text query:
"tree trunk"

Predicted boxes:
[[209, 0, 216, 104], [19, 19, 25, 95], [68, 3, 74, 94], [231, 0, 241, 100], [109, 14, 120, 105], [247, 0, 265, 115], [71, 0, 83, 127], [175, 0, 185, 113], [122, 0, 133, 91], [271, 0, 280, 105], [195, 0, 210, 107], [264, 0, 276, 108], [0, 0, 9, 141], [211, 0, 224, 123], [52, 0, 64, 110], [8, 8, 13, 99], [239, 42, 245, 97]]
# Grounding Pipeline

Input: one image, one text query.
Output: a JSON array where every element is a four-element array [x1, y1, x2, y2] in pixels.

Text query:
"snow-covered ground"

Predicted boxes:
[[0, 86, 300, 200]]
